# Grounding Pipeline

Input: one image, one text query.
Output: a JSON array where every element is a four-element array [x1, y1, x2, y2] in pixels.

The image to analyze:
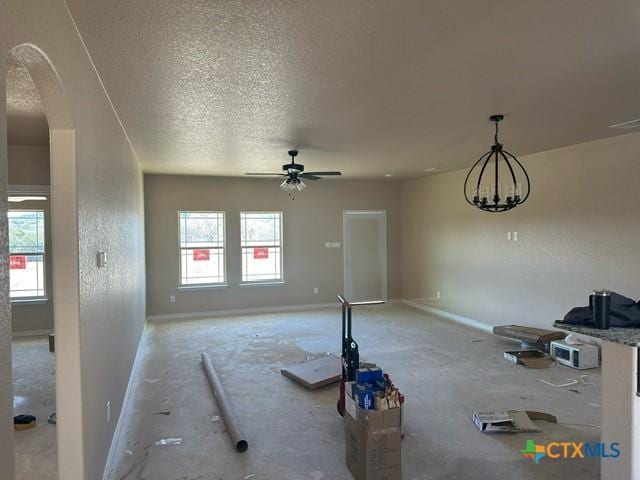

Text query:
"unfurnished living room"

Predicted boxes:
[[2, 2, 640, 480]]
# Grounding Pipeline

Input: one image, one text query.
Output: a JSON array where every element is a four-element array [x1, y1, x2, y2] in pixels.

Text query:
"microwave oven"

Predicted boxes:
[[550, 340, 599, 370]]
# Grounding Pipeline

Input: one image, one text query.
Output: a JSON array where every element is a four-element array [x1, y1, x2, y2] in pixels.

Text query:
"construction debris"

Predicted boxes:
[[503, 350, 553, 369], [473, 410, 557, 433], [154, 438, 183, 447], [201, 352, 248, 453], [493, 325, 566, 351], [538, 378, 579, 388], [281, 354, 341, 390]]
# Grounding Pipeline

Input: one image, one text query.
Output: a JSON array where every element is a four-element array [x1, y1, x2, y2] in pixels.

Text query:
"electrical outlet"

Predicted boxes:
[[325, 242, 331, 248], [513, 231, 519, 242], [170, 295, 176, 303], [436, 291, 441, 300], [507, 232, 512, 241], [314, 287, 319, 294], [106, 401, 111, 423]]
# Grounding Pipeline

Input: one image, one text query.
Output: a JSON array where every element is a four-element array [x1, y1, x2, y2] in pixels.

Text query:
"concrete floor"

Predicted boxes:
[[12, 336, 58, 480], [107, 304, 601, 480]]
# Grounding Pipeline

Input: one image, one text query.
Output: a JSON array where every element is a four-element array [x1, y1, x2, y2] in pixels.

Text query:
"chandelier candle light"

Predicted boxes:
[[464, 115, 530, 212]]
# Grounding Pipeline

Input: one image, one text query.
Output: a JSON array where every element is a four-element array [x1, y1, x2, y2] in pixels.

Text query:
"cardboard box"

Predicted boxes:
[[472, 410, 557, 433], [353, 384, 376, 410], [345, 395, 402, 480], [356, 367, 384, 384], [503, 350, 553, 369], [353, 381, 386, 410]]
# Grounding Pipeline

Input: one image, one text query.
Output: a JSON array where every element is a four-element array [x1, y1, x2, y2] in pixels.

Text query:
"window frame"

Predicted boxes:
[[8, 208, 47, 302], [177, 210, 228, 289], [239, 211, 284, 285]]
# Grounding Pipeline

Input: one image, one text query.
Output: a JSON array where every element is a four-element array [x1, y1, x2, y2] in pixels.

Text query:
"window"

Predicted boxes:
[[179, 211, 226, 286], [9, 210, 46, 299], [240, 211, 283, 283]]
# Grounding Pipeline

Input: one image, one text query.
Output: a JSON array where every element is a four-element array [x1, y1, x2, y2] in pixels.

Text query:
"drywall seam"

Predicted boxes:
[[11, 329, 53, 337], [61, 0, 139, 166], [401, 299, 494, 333], [101, 321, 148, 480], [147, 303, 338, 323]]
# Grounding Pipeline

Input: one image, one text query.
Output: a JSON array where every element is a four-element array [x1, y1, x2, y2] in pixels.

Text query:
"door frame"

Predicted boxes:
[[342, 210, 388, 302]]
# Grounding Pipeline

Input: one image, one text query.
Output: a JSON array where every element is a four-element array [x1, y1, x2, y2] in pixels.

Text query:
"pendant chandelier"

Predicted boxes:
[[464, 115, 530, 212]]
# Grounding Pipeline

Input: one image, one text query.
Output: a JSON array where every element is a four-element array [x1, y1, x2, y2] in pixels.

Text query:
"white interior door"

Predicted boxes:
[[343, 210, 388, 302]]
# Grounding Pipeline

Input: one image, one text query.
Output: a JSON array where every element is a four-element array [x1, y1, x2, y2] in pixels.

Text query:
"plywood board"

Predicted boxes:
[[281, 354, 341, 390]]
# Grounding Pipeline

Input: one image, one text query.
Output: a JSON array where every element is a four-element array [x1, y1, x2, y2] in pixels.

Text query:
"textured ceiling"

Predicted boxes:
[[64, 0, 640, 178], [6, 58, 49, 146]]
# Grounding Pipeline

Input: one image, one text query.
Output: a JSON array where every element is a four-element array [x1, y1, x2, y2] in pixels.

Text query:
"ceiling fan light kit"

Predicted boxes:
[[464, 115, 530, 213], [245, 149, 341, 198], [280, 177, 306, 192]]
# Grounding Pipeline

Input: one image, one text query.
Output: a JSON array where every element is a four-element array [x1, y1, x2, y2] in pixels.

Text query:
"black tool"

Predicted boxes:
[[336, 294, 384, 416]]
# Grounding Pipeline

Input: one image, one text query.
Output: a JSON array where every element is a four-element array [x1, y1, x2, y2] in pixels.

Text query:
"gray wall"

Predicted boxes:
[[145, 174, 402, 316], [8, 144, 49, 185], [2, 2, 146, 479], [401, 131, 640, 330], [8, 145, 53, 333]]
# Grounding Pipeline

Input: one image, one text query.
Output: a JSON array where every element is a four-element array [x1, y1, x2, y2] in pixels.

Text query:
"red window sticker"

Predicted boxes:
[[10, 255, 27, 270], [253, 247, 269, 259], [193, 249, 210, 261]]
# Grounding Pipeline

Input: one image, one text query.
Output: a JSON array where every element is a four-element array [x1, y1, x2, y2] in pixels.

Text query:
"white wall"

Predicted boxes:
[[1, 1, 146, 479], [401, 131, 640, 330]]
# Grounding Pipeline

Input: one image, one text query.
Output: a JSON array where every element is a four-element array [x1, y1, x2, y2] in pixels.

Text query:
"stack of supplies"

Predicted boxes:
[[350, 367, 404, 412], [344, 366, 404, 480]]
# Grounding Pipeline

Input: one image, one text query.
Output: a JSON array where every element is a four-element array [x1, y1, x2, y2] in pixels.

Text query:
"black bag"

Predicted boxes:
[[563, 292, 640, 327]]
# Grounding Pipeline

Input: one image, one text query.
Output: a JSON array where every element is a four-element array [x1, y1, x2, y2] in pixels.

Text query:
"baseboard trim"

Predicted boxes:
[[102, 321, 148, 480], [400, 299, 493, 334], [146, 302, 338, 323], [12, 328, 54, 338], [147, 299, 404, 323]]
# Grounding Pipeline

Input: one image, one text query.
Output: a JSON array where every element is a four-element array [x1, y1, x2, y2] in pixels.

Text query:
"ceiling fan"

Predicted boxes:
[[245, 150, 341, 194]]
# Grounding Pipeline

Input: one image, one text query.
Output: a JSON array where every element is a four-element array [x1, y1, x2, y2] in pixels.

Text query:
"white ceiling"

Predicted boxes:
[[56, 1, 640, 177], [6, 58, 49, 146]]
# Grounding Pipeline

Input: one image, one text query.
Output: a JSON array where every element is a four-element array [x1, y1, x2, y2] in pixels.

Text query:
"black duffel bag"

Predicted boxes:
[[563, 292, 640, 328]]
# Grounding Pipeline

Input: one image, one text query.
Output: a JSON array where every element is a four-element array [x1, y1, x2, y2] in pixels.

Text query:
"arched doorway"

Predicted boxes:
[[3, 44, 83, 480]]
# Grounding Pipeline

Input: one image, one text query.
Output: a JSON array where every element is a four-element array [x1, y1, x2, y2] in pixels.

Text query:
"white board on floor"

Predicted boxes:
[[281, 355, 341, 390]]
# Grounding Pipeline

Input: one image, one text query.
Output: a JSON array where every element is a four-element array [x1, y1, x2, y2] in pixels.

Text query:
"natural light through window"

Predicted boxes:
[[9, 210, 46, 299], [240, 211, 283, 283], [179, 211, 226, 286]]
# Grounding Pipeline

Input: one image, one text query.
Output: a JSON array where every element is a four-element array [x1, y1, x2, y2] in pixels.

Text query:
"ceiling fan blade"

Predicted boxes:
[[301, 174, 321, 180], [245, 173, 286, 176], [302, 171, 342, 176]]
